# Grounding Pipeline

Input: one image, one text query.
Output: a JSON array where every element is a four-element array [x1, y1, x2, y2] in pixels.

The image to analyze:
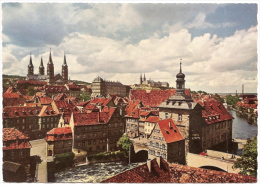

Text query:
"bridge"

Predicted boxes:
[[187, 152, 240, 174], [131, 138, 149, 153]]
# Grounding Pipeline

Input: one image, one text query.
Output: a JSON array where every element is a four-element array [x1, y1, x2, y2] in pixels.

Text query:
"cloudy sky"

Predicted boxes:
[[2, 3, 258, 93]]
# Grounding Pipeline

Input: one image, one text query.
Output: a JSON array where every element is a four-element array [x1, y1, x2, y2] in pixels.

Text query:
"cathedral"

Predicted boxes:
[[26, 50, 69, 85]]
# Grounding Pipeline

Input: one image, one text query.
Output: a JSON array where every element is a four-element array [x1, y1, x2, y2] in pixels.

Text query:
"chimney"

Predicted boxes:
[[156, 157, 161, 168], [147, 159, 152, 172]]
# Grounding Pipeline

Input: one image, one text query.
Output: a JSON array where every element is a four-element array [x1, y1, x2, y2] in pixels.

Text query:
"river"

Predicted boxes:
[[54, 162, 143, 183], [229, 110, 258, 140], [54, 110, 257, 182]]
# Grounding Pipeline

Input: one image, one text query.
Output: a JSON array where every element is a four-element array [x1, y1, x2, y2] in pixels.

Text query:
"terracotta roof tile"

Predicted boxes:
[[39, 106, 58, 117], [3, 128, 29, 141], [146, 116, 159, 123], [3, 106, 42, 118], [157, 119, 184, 143], [46, 127, 72, 141]]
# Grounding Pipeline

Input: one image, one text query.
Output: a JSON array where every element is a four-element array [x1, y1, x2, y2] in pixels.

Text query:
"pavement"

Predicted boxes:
[[30, 139, 53, 183]]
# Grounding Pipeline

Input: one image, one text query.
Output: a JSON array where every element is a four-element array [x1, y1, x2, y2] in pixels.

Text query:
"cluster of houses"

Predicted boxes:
[[3, 63, 239, 182]]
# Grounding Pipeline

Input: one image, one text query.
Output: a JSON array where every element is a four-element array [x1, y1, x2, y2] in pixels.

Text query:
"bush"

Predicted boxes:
[[54, 152, 75, 170], [87, 151, 126, 162]]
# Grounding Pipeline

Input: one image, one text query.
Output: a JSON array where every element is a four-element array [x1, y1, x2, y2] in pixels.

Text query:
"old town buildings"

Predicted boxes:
[[91, 76, 130, 97], [3, 128, 31, 168], [148, 119, 185, 164], [46, 127, 73, 156]]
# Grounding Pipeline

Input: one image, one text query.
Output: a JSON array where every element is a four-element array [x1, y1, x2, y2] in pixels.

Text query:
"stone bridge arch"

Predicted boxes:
[[187, 153, 240, 174]]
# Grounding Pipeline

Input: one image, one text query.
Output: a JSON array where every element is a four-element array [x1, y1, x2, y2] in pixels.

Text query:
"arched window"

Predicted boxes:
[[178, 114, 182, 121]]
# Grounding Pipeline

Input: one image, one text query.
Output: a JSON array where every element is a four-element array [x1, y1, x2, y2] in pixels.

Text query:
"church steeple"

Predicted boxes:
[[62, 52, 68, 82], [176, 59, 185, 94], [39, 55, 45, 75], [47, 49, 54, 83], [143, 73, 146, 82], [140, 73, 143, 84], [28, 53, 34, 75]]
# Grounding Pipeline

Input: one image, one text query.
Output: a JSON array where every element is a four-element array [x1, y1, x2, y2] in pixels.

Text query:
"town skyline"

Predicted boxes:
[[2, 3, 258, 93]]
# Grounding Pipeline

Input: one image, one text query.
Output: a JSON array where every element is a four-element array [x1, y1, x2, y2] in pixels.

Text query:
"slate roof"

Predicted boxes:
[[157, 119, 184, 143]]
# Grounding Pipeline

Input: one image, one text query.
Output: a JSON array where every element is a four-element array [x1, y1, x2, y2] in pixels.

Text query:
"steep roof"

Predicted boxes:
[[146, 116, 159, 123], [3, 128, 29, 141], [53, 100, 80, 114], [197, 99, 234, 124], [44, 85, 68, 93], [3, 106, 42, 118], [38, 96, 52, 105], [130, 89, 191, 107], [125, 100, 141, 118], [102, 157, 257, 183], [46, 127, 72, 141], [73, 107, 116, 126], [38, 106, 58, 117], [90, 98, 112, 107], [157, 119, 184, 143]]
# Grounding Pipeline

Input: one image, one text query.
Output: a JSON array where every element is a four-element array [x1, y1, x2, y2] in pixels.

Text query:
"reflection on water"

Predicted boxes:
[[54, 162, 144, 183], [230, 110, 258, 140]]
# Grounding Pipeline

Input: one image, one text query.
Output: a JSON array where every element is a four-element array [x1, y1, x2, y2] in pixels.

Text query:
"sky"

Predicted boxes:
[[2, 3, 258, 93]]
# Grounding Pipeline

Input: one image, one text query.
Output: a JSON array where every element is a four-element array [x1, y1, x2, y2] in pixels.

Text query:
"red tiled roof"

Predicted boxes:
[[3, 128, 29, 141], [237, 102, 258, 109], [3, 93, 20, 99], [38, 96, 52, 105], [3, 106, 42, 118], [17, 80, 46, 85], [24, 103, 41, 107], [17, 88, 28, 95], [5, 87, 17, 94], [146, 116, 159, 123], [77, 101, 90, 107], [125, 100, 141, 118], [3, 142, 31, 150], [197, 100, 234, 124], [130, 89, 191, 107], [157, 119, 184, 143], [102, 157, 257, 183], [66, 84, 80, 91], [46, 127, 72, 141], [39, 106, 58, 117], [140, 111, 150, 116], [36, 92, 46, 97], [54, 93, 73, 101], [44, 85, 69, 93], [73, 107, 116, 126], [53, 100, 80, 114], [102, 158, 170, 183], [90, 98, 112, 107]]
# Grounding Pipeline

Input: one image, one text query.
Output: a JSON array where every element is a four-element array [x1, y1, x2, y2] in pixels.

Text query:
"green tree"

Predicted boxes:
[[27, 86, 36, 96], [226, 95, 239, 107], [214, 93, 224, 103], [233, 135, 257, 176], [78, 92, 91, 101], [117, 134, 132, 151], [54, 152, 75, 170]]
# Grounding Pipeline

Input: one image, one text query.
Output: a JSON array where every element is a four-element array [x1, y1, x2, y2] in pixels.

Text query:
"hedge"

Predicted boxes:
[[88, 151, 126, 161]]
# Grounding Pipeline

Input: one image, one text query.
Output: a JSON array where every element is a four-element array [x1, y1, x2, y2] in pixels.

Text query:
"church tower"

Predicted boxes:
[[140, 73, 143, 84], [47, 49, 54, 84], [39, 56, 45, 75], [176, 59, 185, 94], [28, 53, 34, 75], [143, 73, 146, 82], [62, 53, 68, 82]]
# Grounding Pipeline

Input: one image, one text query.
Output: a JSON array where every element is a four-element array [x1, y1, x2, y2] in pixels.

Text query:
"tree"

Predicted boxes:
[[214, 93, 224, 103], [226, 95, 239, 107], [27, 86, 36, 96], [233, 135, 257, 176], [117, 134, 132, 151], [78, 92, 91, 101]]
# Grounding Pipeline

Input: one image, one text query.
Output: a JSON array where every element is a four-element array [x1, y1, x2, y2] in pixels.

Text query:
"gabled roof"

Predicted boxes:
[[146, 116, 159, 123], [44, 85, 69, 93], [66, 84, 80, 91], [54, 93, 73, 101], [90, 98, 112, 107], [157, 119, 184, 143], [3, 128, 29, 141], [3, 142, 31, 150], [38, 96, 52, 105], [125, 100, 142, 118], [53, 100, 80, 114], [38, 106, 58, 117]]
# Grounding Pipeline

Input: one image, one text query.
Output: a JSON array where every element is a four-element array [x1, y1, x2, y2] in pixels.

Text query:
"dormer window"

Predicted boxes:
[[165, 113, 169, 119], [178, 114, 182, 121]]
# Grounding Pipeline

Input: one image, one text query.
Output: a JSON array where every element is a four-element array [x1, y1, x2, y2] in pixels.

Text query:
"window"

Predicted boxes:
[[156, 142, 159, 148], [162, 153, 166, 159], [162, 144, 165, 150], [20, 151, 24, 155], [43, 118, 45, 123], [150, 141, 153, 146], [178, 114, 182, 121], [157, 152, 160, 157], [165, 113, 169, 119], [153, 136, 156, 139]]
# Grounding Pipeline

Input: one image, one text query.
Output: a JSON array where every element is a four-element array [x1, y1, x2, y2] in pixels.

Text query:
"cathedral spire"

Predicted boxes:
[[48, 48, 53, 64], [29, 53, 33, 67], [180, 58, 182, 73], [144, 73, 146, 81], [63, 51, 67, 66], [40, 56, 44, 67], [28, 53, 34, 75], [39, 55, 45, 75]]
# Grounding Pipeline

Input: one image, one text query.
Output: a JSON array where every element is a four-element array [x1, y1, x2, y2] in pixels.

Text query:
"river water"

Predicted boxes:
[[54, 110, 257, 182], [229, 110, 258, 140], [54, 162, 143, 183]]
